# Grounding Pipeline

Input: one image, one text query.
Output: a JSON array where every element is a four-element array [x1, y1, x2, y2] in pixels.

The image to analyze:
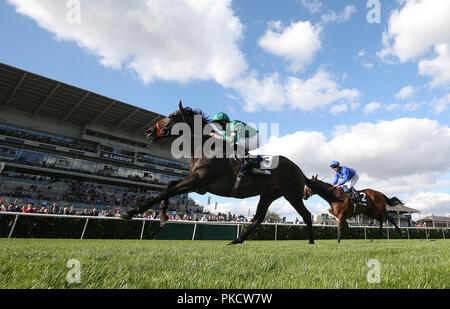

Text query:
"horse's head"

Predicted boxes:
[[145, 101, 205, 143], [303, 175, 319, 200]]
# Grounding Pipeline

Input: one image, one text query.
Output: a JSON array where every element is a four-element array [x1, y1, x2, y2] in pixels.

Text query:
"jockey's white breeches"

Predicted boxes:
[[341, 173, 359, 189]]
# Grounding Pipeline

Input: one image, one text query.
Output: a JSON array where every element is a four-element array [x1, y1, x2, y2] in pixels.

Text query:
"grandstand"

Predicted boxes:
[[0, 63, 202, 215]]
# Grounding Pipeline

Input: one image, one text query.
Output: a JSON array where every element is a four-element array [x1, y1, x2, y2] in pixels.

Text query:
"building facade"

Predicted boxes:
[[0, 63, 201, 215]]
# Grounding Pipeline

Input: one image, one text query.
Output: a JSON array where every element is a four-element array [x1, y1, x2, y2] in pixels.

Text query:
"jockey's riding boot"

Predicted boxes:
[[350, 188, 359, 202], [240, 159, 250, 174], [239, 150, 251, 173]]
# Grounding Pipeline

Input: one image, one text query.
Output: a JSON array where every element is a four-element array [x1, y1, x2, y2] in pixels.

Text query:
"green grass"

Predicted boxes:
[[0, 239, 448, 289]]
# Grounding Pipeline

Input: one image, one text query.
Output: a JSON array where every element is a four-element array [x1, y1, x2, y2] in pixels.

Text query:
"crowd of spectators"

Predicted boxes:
[[0, 173, 200, 213], [0, 199, 249, 223], [0, 201, 120, 217]]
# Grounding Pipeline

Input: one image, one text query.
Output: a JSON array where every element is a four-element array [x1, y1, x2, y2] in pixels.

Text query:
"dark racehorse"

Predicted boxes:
[[303, 175, 403, 242], [120, 101, 314, 245]]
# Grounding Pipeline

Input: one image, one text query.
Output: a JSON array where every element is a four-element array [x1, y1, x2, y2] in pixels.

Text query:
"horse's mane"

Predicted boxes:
[[305, 176, 345, 203], [181, 107, 210, 124]]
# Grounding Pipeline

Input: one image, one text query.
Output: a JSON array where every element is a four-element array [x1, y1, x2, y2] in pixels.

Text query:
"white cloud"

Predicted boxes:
[[379, 0, 450, 87], [407, 192, 450, 218], [205, 118, 450, 221], [300, 0, 323, 14], [385, 104, 401, 111], [284, 69, 360, 111], [418, 44, 450, 88], [7, 0, 247, 86], [232, 72, 286, 113], [258, 20, 322, 72], [233, 69, 360, 112], [356, 49, 375, 69], [330, 104, 348, 114], [379, 0, 450, 62], [363, 102, 381, 114], [321, 5, 357, 24], [402, 101, 423, 112], [431, 93, 450, 114], [395, 86, 415, 100], [256, 118, 450, 196]]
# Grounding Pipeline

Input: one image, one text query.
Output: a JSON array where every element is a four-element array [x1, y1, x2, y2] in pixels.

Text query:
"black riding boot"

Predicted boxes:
[[349, 187, 357, 201]]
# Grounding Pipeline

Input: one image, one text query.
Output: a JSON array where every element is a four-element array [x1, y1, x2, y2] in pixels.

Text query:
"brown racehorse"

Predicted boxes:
[[303, 175, 403, 242], [120, 101, 315, 245]]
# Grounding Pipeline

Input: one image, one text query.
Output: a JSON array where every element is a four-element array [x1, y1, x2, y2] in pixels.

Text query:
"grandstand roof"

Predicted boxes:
[[0, 63, 165, 137]]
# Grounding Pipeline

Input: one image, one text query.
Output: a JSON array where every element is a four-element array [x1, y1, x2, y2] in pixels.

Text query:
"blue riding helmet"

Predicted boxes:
[[330, 160, 340, 168]]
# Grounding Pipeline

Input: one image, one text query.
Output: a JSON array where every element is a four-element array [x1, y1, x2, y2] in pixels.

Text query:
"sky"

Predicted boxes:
[[1, 0, 449, 221]]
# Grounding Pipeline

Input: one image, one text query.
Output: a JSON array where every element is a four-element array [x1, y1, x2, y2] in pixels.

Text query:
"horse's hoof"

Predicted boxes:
[[120, 212, 133, 220], [160, 217, 168, 227], [228, 240, 241, 246]]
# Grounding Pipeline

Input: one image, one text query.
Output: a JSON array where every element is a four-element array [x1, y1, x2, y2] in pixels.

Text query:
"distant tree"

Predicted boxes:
[[265, 211, 281, 223]]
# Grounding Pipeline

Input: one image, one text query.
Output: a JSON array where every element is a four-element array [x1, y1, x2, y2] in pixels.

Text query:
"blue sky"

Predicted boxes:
[[1, 0, 449, 220]]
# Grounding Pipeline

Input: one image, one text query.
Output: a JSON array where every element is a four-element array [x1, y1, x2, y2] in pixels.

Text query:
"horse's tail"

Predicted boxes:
[[382, 193, 403, 206]]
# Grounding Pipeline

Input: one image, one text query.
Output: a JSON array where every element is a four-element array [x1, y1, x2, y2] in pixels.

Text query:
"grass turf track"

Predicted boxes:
[[0, 239, 448, 289]]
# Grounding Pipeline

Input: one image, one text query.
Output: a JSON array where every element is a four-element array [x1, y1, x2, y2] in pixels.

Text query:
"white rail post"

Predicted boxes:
[[81, 218, 89, 239], [236, 224, 240, 239], [140, 220, 146, 240], [442, 229, 445, 239], [425, 228, 428, 240], [274, 224, 278, 241], [8, 215, 19, 239], [192, 223, 197, 241], [406, 228, 410, 239], [364, 227, 367, 240]]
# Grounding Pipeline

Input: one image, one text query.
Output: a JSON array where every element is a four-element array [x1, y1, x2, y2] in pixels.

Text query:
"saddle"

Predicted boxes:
[[231, 154, 277, 195]]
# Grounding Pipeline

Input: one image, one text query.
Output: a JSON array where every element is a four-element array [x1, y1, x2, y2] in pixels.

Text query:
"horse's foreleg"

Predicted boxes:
[[337, 218, 343, 243], [159, 199, 169, 227], [285, 193, 314, 244], [379, 217, 384, 238], [384, 214, 402, 236], [339, 217, 356, 240], [120, 177, 197, 220], [229, 193, 279, 245], [159, 181, 181, 227]]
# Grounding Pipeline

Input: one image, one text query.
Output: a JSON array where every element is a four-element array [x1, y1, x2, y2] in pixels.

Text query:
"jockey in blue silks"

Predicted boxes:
[[330, 161, 360, 199]]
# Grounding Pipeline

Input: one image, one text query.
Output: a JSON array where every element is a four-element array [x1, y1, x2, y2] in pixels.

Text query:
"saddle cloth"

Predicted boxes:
[[347, 190, 367, 207], [231, 155, 277, 195], [246, 155, 278, 176]]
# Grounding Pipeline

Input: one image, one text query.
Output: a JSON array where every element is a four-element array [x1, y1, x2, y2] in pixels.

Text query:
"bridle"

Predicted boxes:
[[155, 121, 169, 137], [154, 110, 188, 138]]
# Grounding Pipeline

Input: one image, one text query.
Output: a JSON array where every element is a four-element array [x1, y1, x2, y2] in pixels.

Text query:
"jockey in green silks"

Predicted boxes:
[[209, 112, 261, 173]]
